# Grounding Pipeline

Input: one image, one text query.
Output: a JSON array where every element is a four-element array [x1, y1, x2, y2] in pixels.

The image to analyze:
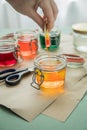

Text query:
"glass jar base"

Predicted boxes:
[[41, 85, 65, 96], [75, 45, 87, 53]]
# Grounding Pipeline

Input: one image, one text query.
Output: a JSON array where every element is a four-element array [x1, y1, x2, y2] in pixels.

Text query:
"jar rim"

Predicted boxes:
[[34, 54, 66, 71], [0, 40, 17, 52], [72, 23, 87, 34], [40, 26, 60, 35], [16, 29, 38, 41]]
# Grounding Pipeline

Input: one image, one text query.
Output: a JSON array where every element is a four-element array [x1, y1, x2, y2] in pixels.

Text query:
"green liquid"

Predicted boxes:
[[39, 33, 60, 51]]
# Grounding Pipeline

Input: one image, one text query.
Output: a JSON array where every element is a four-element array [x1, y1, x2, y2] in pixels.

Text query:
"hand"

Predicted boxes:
[[6, 0, 58, 31]]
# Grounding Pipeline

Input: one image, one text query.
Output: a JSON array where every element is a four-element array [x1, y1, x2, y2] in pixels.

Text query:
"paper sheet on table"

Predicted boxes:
[[43, 34, 87, 121], [0, 61, 57, 122]]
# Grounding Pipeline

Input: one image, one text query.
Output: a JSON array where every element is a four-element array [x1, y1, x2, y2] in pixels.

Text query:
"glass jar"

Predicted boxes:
[[39, 27, 61, 51], [17, 29, 38, 60], [72, 23, 87, 53], [0, 39, 22, 67], [31, 53, 66, 95]]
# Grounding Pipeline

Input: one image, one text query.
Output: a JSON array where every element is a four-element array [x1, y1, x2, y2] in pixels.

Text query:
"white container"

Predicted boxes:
[[72, 23, 87, 53]]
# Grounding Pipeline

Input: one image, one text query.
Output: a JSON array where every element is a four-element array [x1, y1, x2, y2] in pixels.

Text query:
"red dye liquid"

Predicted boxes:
[[0, 51, 17, 67], [18, 35, 38, 60]]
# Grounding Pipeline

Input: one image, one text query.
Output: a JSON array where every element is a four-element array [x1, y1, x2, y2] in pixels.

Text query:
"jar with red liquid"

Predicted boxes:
[[17, 30, 38, 60], [0, 39, 22, 67]]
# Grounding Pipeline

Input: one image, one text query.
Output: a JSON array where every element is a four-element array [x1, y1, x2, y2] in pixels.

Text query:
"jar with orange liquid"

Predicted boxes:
[[17, 30, 38, 60], [31, 54, 66, 95]]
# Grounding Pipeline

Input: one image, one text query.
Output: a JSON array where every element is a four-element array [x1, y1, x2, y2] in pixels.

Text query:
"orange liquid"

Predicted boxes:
[[18, 35, 38, 60], [36, 68, 66, 95]]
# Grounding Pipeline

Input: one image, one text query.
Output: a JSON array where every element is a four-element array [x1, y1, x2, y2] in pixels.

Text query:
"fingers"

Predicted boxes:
[[50, 0, 58, 20], [43, 2, 54, 31], [38, 0, 58, 31], [29, 0, 58, 31], [7, 0, 58, 31], [39, 0, 54, 31]]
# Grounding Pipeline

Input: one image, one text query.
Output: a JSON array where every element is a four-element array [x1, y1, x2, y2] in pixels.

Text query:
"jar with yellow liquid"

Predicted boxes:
[[31, 54, 66, 95]]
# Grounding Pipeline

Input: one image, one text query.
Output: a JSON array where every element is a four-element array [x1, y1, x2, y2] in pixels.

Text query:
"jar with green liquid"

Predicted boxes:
[[39, 27, 61, 51]]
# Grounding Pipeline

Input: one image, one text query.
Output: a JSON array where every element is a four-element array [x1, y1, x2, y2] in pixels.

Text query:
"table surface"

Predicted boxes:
[[0, 94, 87, 130], [0, 29, 87, 130]]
